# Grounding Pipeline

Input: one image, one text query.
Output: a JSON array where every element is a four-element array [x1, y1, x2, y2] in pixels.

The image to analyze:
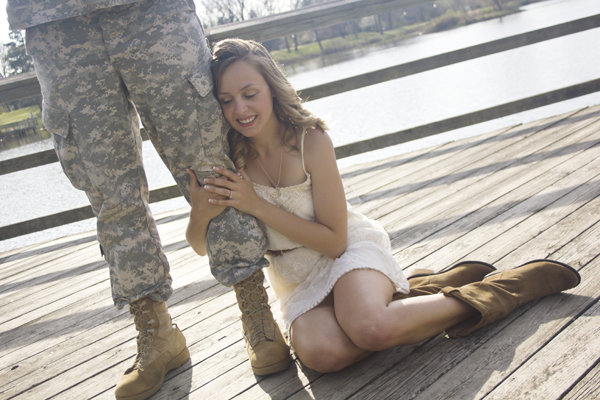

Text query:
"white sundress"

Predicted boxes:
[[253, 134, 409, 332]]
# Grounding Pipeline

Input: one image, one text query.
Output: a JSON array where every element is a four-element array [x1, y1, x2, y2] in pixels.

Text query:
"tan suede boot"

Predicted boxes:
[[115, 298, 190, 400], [442, 259, 581, 338], [393, 261, 496, 300], [233, 269, 291, 376]]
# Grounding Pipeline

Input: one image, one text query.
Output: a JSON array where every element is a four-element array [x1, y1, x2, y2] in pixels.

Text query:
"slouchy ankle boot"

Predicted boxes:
[[234, 269, 291, 375], [115, 298, 190, 400], [394, 261, 495, 300], [442, 259, 581, 338]]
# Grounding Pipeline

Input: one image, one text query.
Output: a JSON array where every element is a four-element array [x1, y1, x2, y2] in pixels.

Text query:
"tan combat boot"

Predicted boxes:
[[234, 269, 291, 376], [442, 259, 580, 338], [115, 298, 190, 400]]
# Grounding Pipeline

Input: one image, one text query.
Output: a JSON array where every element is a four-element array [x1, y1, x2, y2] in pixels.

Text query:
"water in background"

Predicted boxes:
[[1, 0, 599, 252]]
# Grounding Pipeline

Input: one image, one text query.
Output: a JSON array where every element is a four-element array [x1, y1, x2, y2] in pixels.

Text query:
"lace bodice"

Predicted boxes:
[[253, 175, 313, 251], [252, 129, 314, 251]]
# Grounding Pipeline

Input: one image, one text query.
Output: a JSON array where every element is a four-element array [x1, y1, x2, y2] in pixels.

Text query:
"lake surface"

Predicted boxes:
[[1, 0, 599, 251]]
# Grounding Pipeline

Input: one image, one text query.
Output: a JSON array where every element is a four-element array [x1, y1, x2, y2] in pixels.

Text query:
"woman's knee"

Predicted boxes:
[[342, 315, 396, 351], [291, 321, 353, 373], [293, 339, 350, 373]]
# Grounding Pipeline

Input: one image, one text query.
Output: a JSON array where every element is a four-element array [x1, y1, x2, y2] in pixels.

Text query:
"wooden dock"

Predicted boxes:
[[1, 105, 600, 399]]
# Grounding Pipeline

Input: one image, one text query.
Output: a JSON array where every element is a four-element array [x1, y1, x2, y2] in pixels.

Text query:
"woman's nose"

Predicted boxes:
[[234, 100, 247, 114]]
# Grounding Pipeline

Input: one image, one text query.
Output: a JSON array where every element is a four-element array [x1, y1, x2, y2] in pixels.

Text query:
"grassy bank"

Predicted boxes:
[[272, 3, 521, 66], [0, 105, 41, 126]]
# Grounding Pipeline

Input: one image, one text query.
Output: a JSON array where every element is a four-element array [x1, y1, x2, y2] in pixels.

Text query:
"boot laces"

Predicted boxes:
[[245, 304, 273, 346], [236, 271, 277, 347], [238, 287, 273, 346], [130, 303, 156, 371]]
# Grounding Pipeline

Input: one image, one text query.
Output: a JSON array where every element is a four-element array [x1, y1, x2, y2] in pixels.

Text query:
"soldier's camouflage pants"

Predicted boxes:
[[25, 0, 268, 308]]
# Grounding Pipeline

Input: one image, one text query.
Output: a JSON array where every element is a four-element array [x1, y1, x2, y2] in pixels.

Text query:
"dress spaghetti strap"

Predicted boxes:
[[300, 129, 308, 177]]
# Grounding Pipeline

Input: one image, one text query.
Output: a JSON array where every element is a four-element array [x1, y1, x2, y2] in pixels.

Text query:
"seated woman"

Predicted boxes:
[[185, 38, 580, 373]]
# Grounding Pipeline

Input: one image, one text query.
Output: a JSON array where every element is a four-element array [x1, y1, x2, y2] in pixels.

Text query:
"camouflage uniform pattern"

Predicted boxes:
[[7, 0, 141, 30], [21, 0, 268, 308]]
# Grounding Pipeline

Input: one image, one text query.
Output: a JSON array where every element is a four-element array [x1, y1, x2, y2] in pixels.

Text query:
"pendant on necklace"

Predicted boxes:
[[257, 149, 284, 198]]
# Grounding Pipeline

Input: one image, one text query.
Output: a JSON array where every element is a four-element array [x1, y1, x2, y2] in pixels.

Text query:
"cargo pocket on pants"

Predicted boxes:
[[42, 101, 92, 192], [186, 72, 213, 98], [186, 72, 230, 171]]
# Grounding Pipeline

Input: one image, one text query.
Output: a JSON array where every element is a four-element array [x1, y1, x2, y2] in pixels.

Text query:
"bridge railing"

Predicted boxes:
[[1, 0, 599, 240]]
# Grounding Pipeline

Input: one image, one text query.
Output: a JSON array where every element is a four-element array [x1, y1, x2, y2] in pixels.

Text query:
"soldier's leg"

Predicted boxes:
[[27, 13, 189, 400], [26, 15, 172, 308], [101, 0, 290, 375]]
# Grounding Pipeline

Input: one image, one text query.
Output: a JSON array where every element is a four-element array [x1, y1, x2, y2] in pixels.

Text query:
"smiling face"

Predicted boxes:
[[217, 60, 280, 140]]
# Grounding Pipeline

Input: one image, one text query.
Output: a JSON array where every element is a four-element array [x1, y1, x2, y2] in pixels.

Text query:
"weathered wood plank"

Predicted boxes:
[[0, 211, 187, 301], [0, 235, 98, 282], [345, 124, 518, 207], [405, 130, 600, 272], [562, 359, 600, 400], [486, 299, 600, 400], [383, 109, 600, 267], [355, 107, 589, 222], [0, 70, 39, 102]]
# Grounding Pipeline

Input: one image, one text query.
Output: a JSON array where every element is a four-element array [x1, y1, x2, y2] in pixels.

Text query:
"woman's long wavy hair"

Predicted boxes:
[[211, 38, 328, 170]]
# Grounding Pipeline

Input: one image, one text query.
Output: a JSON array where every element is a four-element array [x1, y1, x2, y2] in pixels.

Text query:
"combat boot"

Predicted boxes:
[[234, 269, 291, 375], [115, 298, 190, 400]]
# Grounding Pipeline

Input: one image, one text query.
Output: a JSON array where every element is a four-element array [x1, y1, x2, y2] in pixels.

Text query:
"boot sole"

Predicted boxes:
[[252, 355, 292, 376], [484, 259, 581, 287], [115, 346, 191, 400], [408, 260, 496, 280]]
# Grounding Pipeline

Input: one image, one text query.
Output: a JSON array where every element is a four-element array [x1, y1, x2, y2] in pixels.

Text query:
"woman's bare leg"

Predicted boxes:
[[290, 270, 476, 372], [333, 269, 476, 351], [290, 295, 371, 373]]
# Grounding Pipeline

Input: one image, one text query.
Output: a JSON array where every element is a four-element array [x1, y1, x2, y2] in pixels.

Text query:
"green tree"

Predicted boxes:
[[3, 30, 34, 76], [491, 0, 503, 11]]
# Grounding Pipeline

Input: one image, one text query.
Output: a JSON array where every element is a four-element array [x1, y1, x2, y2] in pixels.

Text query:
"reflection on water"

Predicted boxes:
[[1, 0, 599, 252], [283, 43, 402, 76], [0, 129, 50, 155]]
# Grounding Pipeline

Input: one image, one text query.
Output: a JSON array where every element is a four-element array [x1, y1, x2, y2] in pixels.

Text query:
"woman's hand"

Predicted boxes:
[[188, 168, 226, 220], [203, 166, 263, 216], [185, 168, 227, 256]]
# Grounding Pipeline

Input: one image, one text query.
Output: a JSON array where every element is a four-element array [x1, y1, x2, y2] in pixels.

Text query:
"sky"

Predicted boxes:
[[0, 0, 9, 45]]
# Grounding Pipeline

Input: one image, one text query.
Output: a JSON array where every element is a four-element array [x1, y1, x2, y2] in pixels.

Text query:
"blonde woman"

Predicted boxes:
[[186, 38, 580, 373]]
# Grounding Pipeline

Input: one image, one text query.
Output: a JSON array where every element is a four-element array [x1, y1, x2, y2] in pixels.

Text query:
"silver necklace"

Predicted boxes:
[[257, 149, 283, 196]]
